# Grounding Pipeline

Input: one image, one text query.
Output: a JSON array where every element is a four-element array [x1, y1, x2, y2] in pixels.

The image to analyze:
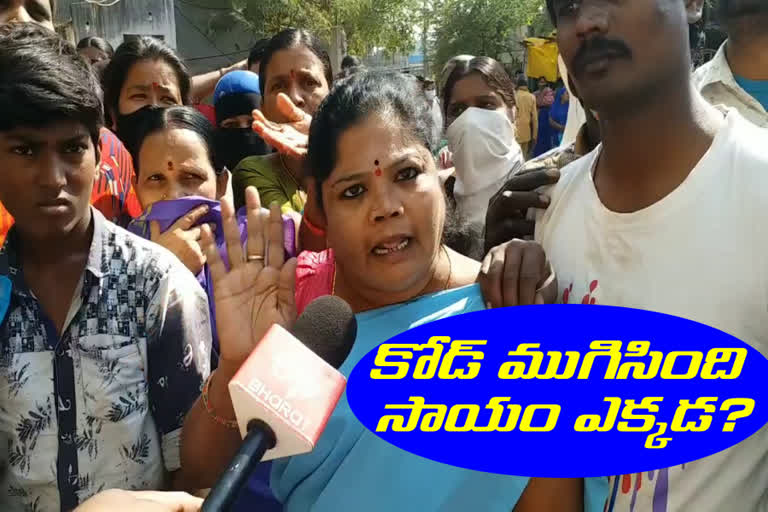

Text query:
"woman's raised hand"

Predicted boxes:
[[252, 93, 311, 159], [200, 186, 298, 367]]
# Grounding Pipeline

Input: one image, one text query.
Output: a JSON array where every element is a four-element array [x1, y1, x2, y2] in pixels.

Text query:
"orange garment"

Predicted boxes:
[[515, 87, 539, 144]]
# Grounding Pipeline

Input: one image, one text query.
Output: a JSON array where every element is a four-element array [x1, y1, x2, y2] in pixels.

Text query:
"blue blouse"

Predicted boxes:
[[271, 285, 608, 511]]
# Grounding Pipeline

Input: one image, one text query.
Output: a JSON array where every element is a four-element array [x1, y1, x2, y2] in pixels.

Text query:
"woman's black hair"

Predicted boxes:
[[128, 106, 220, 177], [102, 36, 190, 122], [77, 36, 115, 58], [441, 56, 517, 122], [247, 38, 270, 70], [0, 23, 103, 148], [259, 28, 333, 97], [337, 65, 365, 80], [307, 71, 439, 209], [341, 55, 362, 69]]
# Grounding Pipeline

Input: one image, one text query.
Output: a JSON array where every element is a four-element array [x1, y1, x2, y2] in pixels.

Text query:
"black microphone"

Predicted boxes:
[[201, 296, 357, 511]]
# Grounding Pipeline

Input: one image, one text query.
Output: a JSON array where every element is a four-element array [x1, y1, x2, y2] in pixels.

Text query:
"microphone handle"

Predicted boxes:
[[202, 420, 277, 512]]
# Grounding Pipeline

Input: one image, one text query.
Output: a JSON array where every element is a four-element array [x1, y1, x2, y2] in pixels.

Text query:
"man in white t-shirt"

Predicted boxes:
[[540, 0, 768, 510], [692, 0, 768, 128]]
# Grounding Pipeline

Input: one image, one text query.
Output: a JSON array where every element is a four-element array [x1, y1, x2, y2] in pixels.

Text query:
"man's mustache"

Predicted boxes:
[[571, 37, 633, 77]]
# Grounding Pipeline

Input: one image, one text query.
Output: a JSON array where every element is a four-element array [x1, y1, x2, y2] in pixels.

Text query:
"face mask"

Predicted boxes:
[[115, 105, 165, 159], [425, 90, 436, 101], [446, 107, 522, 199], [213, 128, 270, 171]]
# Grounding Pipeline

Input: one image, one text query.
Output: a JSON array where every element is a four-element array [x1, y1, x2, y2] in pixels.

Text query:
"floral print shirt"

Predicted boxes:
[[0, 209, 211, 512]]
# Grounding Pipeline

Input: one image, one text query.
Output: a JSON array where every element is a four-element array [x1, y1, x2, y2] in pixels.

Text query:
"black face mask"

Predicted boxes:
[[115, 105, 165, 159], [213, 128, 270, 171]]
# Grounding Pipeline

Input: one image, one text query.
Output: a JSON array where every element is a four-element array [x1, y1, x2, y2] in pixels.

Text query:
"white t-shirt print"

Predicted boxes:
[[534, 110, 768, 512]]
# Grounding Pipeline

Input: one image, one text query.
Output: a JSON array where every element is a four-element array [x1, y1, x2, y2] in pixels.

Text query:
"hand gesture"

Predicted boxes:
[[150, 204, 212, 275], [74, 490, 202, 512], [478, 239, 557, 308], [484, 166, 560, 253], [200, 187, 297, 368], [438, 147, 454, 170], [252, 93, 311, 159]]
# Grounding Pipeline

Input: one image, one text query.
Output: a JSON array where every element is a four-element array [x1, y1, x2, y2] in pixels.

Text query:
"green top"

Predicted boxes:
[[233, 154, 307, 213]]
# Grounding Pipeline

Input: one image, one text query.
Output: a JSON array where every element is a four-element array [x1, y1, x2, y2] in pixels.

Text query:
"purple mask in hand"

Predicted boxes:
[[127, 196, 297, 265], [128, 196, 298, 355]]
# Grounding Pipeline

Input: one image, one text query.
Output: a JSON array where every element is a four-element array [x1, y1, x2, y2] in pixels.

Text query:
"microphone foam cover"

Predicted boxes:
[[292, 295, 357, 369]]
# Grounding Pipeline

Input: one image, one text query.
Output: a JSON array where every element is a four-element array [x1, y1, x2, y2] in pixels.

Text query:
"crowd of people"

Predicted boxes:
[[0, 0, 767, 511]]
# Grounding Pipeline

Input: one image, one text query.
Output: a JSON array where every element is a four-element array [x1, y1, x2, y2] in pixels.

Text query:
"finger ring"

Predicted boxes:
[[247, 255, 264, 262]]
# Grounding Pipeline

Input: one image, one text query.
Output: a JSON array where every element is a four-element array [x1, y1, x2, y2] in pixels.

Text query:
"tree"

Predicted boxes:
[[431, 0, 545, 74], [341, 0, 421, 56], [208, 0, 421, 57]]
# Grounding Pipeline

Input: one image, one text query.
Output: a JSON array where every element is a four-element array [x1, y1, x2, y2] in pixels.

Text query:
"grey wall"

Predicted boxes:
[[173, 2, 258, 76], [56, 0, 176, 50]]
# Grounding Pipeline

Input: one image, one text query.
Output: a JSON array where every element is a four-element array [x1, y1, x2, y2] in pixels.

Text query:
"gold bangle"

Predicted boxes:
[[201, 372, 239, 430]]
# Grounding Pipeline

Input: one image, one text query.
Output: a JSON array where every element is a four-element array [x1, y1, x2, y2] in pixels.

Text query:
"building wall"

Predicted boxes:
[[55, 0, 176, 50], [173, 2, 257, 76]]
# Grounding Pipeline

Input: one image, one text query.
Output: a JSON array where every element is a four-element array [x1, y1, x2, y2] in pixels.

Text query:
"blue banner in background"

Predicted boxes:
[[346, 305, 768, 478], [0, 275, 10, 324]]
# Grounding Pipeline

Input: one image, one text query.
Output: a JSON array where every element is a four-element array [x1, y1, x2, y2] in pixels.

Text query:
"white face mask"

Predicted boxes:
[[446, 107, 523, 198], [425, 90, 436, 101]]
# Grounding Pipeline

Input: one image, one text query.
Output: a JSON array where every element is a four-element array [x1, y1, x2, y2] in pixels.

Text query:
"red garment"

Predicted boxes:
[[294, 248, 335, 316], [195, 104, 217, 125], [0, 203, 12, 247], [92, 127, 142, 225], [0, 127, 141, 246]]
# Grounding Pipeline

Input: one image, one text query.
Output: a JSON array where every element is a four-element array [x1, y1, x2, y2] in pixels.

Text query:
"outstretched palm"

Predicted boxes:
[[201, 187, 297, 366], [252, 93, 311, 159]]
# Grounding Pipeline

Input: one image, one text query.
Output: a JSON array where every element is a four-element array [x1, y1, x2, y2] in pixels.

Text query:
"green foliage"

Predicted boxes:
[[342, 0, 421, 56], [431, 0, 545, 73], [209, 0, 421, 55]]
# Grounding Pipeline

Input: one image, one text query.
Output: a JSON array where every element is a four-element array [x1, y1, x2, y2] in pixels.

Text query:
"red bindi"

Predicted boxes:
[[375, 168, 382, 177], [167, 161, 173, 170], [373, 160, 382, 177], [152, 82, 159, 88]]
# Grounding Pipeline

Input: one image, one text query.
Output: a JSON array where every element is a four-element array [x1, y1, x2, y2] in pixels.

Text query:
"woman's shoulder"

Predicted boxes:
[[448, 248, 482, 289], [297, 248, 335, 270], [295, 249, 336, 316], [234, 153, 279, 177]]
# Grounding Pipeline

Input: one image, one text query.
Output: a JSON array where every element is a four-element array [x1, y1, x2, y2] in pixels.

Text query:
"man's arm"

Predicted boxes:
[[531, 98, 539, 143], [144, 262, 213, 491], [190, 59, 247, 102]]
